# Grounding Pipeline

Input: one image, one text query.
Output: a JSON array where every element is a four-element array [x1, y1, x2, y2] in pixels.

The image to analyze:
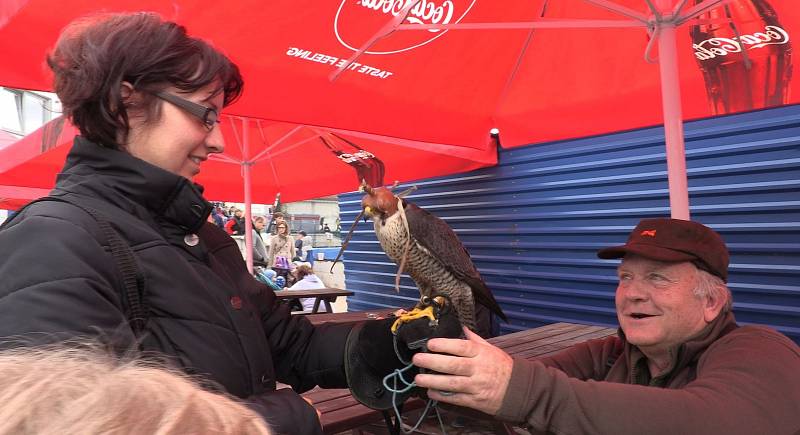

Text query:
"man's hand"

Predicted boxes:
[[345, 297, 463, 410], [412, 326, 513, 416]]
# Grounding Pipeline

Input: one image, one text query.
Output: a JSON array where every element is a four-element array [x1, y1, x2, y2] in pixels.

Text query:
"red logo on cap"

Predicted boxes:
[[640, 230, 657, 237]]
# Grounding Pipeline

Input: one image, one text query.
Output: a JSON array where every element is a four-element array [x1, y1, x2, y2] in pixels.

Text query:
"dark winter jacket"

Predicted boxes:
[[497, 311, 800, 434], [0, 137, 353, 435]]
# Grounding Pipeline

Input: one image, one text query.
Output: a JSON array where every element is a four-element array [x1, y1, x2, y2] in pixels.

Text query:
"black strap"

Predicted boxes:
[[3, 197, 148, 337]]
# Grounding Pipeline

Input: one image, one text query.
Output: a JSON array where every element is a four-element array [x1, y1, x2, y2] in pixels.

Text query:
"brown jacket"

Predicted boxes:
[[496, 312, 800, 434], [267, 233, 296, 268]]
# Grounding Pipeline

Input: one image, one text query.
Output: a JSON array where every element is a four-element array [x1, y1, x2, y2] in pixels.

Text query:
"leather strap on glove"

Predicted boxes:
[[344, 296, 462, 410]]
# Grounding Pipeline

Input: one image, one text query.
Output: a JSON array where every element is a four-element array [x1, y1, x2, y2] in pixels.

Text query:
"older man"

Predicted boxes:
[[413, 218, 800, 434]]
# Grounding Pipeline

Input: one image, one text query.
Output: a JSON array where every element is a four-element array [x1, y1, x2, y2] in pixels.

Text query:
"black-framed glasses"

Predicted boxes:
[[154, 90, 220, 131]]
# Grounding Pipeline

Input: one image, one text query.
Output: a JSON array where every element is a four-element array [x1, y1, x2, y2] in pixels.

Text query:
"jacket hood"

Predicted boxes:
[[51, 136, 211, 233]]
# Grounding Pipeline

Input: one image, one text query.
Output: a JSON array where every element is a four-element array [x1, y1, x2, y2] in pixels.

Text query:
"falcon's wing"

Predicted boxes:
[[403, 201, 507, 321]]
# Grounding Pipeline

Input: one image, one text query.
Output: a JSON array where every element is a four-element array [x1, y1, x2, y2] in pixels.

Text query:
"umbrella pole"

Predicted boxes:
[[656, 2, 691, 220], [242, 117, 255, 274]]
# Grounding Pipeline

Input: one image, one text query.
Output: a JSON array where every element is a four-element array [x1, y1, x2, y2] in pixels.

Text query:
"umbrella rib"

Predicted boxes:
[[208, 154, 242, 164], [671, 0, 690, 17], [265, 132, 321, 160], [224, 115, 248, 163], [396, 19, 645, 30], [255, 119, 281, 189], [675, 0, 730, 25], [581, 0, 650, 24], [491, 0, 547, 130], [249, 124, 304, 163], [329, 0, 422, 81]]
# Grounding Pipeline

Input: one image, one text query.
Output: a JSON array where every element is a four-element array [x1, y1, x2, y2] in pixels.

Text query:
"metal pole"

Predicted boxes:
[[656, 0, 691, 220], [242, 117, 255, 274]]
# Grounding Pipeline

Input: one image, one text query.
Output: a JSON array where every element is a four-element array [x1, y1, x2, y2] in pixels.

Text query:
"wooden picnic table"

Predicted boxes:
[[275, 287, 354, 314], [305, 307, 398, 326], [302, 321, 618, 434]]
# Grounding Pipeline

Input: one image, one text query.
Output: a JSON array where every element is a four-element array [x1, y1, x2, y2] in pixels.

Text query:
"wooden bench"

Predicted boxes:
[[305, 308, 398, 326], [276, 287, 354, 313], [302, 321, 617, 434]]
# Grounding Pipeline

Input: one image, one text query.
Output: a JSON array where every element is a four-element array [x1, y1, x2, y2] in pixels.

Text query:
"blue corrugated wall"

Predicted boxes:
[[338, 105, 800, 343]]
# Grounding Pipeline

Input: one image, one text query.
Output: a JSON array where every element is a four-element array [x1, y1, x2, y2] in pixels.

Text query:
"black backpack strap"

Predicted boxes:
[[3, 197, 148, 337]]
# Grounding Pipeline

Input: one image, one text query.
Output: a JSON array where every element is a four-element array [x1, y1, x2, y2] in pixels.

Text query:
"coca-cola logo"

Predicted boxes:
[[694, 25, 790, 60], [334, 0, 476, 54]]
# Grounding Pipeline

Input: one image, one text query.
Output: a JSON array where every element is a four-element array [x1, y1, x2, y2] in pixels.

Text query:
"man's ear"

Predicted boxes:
[[702, 285, 726, 323]]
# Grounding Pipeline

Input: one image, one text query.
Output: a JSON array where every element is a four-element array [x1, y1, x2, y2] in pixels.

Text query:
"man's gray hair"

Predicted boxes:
[[693, 268, 733, 313]]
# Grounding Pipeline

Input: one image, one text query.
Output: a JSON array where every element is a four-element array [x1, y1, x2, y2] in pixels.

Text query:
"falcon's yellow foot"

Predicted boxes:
[[390, 305, 436, 334]]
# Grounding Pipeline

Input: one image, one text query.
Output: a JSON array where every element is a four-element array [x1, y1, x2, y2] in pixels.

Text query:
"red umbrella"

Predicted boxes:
[[0, 116, 493, 204], [0, 185, 49, 211], [0, 115, 493, 269], [1, 0, 796, 214]]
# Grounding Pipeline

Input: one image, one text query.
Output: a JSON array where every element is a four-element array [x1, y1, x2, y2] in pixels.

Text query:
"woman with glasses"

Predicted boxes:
[[268, 221, 296, 281], [0, 13, 355, 435]]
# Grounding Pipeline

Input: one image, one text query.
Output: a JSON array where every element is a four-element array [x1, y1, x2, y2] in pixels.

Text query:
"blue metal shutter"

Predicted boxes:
[[339, 105, 800, 342]]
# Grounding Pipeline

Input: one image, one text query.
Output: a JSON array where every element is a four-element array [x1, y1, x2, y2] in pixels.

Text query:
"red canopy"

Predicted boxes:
[[0, 185, 49, 211], [1, 0, 796, 150], [0, 116, 494, 204], [2, 0, 794, 266], [2, 0, 798, 221]]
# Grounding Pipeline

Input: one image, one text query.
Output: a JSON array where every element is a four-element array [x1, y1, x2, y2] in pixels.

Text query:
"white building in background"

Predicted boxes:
[[0, 87, 61, 139], [226, 196, 341, 247], [0, 88, 342, 236], [0, 88, 62, 222]]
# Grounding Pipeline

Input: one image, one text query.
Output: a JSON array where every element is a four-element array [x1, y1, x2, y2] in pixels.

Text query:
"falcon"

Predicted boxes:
[[358, 182, 506, 333]]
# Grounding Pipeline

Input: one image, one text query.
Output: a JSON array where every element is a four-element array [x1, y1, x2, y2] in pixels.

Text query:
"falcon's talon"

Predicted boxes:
[[390, 305, 436, 334]]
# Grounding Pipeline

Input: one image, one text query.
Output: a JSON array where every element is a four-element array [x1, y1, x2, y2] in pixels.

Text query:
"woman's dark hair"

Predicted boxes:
[[47, 12, 244, 149]]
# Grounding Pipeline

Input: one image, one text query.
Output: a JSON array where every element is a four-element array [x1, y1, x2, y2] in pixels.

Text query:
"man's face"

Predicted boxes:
[[254, 220, 265, 230], [615, 255, 712, 355]]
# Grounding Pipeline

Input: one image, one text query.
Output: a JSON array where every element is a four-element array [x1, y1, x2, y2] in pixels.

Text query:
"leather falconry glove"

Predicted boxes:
[[344, 295, 462, 410]]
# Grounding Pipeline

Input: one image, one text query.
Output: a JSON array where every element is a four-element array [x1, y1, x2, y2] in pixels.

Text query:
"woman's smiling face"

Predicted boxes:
[[124, 82, 225, 180]]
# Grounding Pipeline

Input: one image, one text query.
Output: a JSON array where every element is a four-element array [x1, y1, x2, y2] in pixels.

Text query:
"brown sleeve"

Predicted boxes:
[[496, 328, 800, 435], [534, 335, 623, 380]]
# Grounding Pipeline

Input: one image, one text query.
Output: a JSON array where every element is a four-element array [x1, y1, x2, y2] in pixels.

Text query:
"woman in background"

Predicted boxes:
[[268, 221, 295, 280], [287, 264, 327, 313]]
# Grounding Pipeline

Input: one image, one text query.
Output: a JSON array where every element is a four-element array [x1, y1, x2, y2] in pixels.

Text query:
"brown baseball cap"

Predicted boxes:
[[597, 218, 729, 281]]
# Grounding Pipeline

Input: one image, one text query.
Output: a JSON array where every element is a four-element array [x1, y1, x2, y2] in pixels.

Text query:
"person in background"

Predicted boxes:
[[0, 345, 271, 435], [0, 13, 357, 435], [254, 267, 283, 292], [225, 208, 245, 235], [288, 264, 327, 313], [268, 221, 295, 280], [252, 215, 268, 266], [411, 218, 800, 435], [294, 230, 311, 261], [210, 205, 226, 228], [267, 211, 286, 235]]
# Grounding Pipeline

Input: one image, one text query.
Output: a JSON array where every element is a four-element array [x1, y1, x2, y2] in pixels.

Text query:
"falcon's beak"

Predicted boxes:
[[363, 206, 372, 221]]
